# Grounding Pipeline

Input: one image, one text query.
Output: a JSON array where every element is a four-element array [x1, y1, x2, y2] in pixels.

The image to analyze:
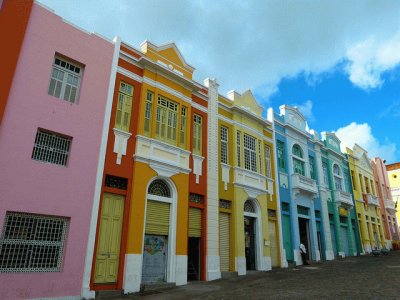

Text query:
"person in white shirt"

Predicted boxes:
[[299, 243, 309, 265]]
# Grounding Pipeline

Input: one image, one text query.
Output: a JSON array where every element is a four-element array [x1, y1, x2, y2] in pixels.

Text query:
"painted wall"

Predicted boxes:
[[0, 0, 33, 124], [0, 3, 114, 299]]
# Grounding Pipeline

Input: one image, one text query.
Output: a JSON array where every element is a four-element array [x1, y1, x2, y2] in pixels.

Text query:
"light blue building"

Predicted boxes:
[[268, 105, 333, 265]]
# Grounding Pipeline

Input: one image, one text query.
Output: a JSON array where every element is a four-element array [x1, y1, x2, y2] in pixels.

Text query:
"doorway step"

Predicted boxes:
[[140, 282, 176, 294], [95, 290, 123, 299], [221, 271, 238, 279]]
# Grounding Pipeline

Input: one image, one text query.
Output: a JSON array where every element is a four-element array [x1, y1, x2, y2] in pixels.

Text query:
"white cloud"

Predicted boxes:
[[335, 122, 396, 162], [295, 100, 314, 122], [345, 34, 400, 89], [38, 0, 400, 98]]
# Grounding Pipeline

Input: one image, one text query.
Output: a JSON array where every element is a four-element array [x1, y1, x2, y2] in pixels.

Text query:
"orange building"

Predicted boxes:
[[83, 40, 211, 296], [0, 0, 34, 124]]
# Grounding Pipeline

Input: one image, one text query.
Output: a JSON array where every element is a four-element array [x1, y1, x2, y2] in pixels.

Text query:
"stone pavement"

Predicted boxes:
[[105, 251, 400, 299]]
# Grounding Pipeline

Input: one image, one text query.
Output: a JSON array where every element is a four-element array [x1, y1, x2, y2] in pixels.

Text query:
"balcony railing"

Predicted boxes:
[[291, 173, 318, 197], [366, 194, 379, 206], [334, 190, 354, 207], [233, 167, 272, 196], [384, 199, 396, 214]]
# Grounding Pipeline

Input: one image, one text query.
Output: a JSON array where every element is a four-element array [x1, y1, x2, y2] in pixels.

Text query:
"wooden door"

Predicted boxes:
[[94, 193, 124, 283]]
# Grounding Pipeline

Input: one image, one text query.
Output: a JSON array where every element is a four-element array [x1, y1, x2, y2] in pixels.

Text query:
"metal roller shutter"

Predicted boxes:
[[189, 208, 202, 237], [219, 212, 230, 272], [145, 200, 170, 235], [330, 224, 337, 256]]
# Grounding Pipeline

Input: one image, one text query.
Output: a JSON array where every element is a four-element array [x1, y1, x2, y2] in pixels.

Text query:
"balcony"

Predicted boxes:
[[334, 190, 354, 207], [291, 173, 318, 198], [233, 167, 272, 198], [384, 199, 396, 214], [365, 194, 379, 206]]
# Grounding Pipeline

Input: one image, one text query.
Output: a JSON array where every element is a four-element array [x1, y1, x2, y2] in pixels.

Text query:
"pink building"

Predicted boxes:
[[0, 2, 116, 299], [372, 157, 400, 249]]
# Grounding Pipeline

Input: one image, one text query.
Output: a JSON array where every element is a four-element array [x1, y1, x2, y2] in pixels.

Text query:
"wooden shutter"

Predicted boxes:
[[145, 200, 170, 235], [189, 208, 202, 237], [219, 212, 230, 272]]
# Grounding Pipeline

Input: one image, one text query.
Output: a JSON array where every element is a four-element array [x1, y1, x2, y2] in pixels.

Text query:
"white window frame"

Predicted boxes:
[[265, 144, 272, 178], [333, 164, 343, 191], [48, 56, 82, 103], [220, 126, 228, 164], [244, 133, 257, 172]]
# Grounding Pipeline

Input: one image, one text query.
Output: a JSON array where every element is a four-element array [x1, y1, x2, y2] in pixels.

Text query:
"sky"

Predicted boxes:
[[38, 0, 400, 163]]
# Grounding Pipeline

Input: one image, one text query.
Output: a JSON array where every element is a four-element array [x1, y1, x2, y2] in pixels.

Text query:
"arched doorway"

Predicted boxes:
[[142, 178, 177, 283], [243, 199, 262, 271]]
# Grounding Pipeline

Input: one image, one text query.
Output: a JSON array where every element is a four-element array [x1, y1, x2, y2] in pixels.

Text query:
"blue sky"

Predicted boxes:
[[38, 0, 400, 163]]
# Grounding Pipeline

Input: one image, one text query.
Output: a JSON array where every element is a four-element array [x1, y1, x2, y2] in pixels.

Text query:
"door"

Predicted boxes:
[[142, 200, 170, 282], [330, 224, 337, 256], [94, 193, 125, 283], [340, 226, 350, 256], [268, 220, 279, 267], [188, 208, 202, 281], [219, 212, 230, 272], [298, 218, 310, 260], [244, 216, 256, 270], [282, 214, 293, 261], [316, 221, 323, 260]]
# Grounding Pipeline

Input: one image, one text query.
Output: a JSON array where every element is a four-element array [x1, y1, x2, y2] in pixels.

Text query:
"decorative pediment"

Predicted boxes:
[[279, 105, 307, 132], [321, 131, 341, 153], [140, 40, 194, 79], [353, 144, 372, 171], [227, 89, 263, 117]]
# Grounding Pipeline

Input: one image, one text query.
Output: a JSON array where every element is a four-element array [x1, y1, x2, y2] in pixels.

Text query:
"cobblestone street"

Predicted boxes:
[[107, 251, 400, 300]]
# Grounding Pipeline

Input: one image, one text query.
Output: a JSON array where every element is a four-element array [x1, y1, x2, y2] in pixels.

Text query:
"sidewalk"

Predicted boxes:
[[103, 251, 400, 299]]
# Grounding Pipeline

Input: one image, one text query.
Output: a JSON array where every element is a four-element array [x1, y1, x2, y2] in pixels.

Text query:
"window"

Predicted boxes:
[[148, 179, 171, 197], [370, 179, 375, 195], [364, 177, 370, 193], [351, 170, 357, 190], [359, 174, 364, 193], [333, 164, 342, 191], [0, 212, 68, 272], [237, 131, 242, 167], [180, 107, 187, 147], [322, 162, 329, 185], [31, 129, 72, 166], [144, 91, 154, 135], [344, 173, 350, 193], [193, 114, 202, 155], [277, 140, 285, 170], [258, 141, 263, 175], [244, 134, 257, 172], [105, 175, 127, 190], [292, 144, 305, 176], [156, 96, 178, 144], [115, 81, 133, 132], [48, 56, 82, 103], [220, 126, 228, 164], [309, 156, 316, 180], [265, 145, 271, 178]]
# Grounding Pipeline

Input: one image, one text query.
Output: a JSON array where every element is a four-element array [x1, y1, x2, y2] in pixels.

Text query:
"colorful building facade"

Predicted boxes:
[[347, 145, 385, 253], [382, 161, 400, 247], [268, 105, 332, 265], [216, 90, 284, 276], [320, 132, 360, 258], [0, 0, 33, 124], [83, 40, 213, 296], [0, 2, 115, 299]]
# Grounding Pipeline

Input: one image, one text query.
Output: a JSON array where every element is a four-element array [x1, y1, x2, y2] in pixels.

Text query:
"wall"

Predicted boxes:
[[0, 3, 114, 299]]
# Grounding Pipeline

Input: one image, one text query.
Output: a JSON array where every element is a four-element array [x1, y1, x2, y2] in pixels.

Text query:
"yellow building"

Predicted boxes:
[[347, 144, 385, 253], [386, 162, 400, 243], [216, 90, 284, 275]]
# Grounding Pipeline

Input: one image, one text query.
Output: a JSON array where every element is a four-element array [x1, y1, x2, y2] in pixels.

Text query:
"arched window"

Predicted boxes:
[[148, 179, 171, 197], [244, 200, 256, 213], [333, 164, 342, 191], [292, 144, 305, 176]]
